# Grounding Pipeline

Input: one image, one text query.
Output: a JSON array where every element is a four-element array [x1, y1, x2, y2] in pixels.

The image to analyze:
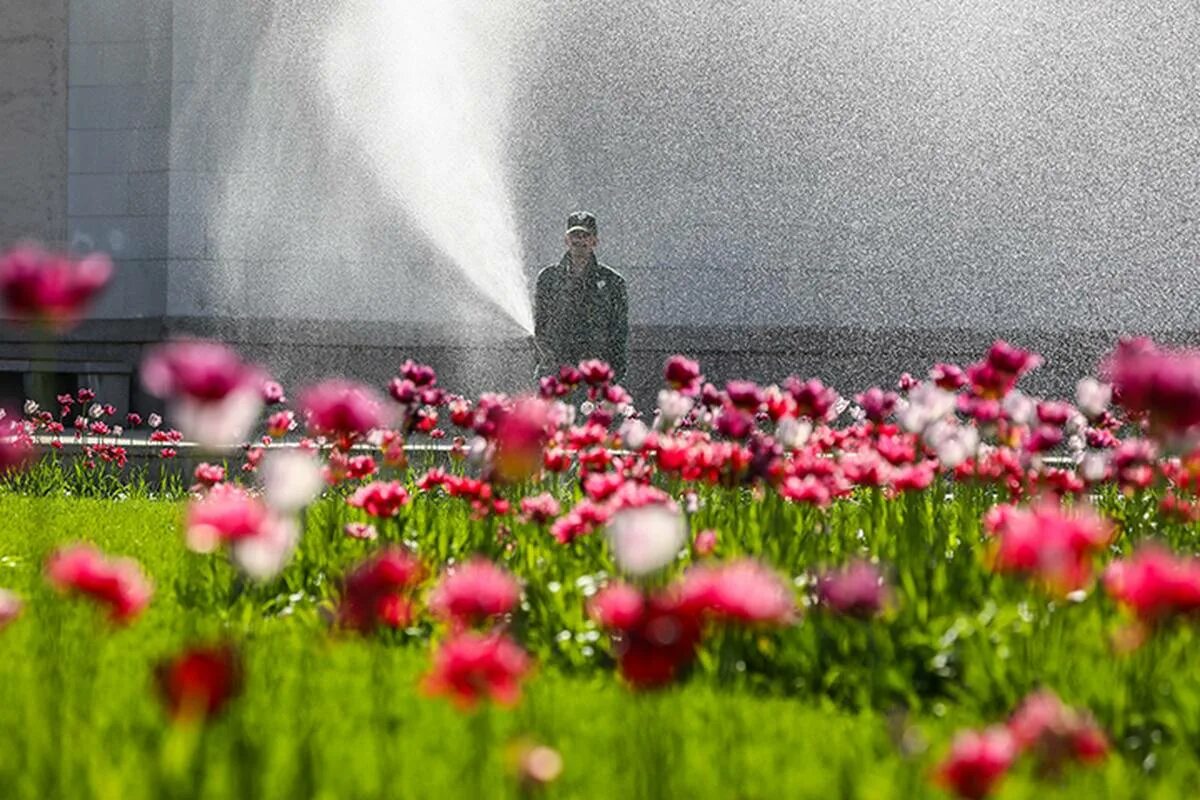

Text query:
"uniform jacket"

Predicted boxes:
[[534, 253, 628, 383]]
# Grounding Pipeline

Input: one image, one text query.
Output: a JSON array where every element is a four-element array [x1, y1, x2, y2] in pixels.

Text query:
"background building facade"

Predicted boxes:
[[1, 0, 1197, 413]]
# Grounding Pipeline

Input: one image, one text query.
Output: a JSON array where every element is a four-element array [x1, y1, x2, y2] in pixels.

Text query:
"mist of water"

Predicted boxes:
[[321, 2, 533, 334]]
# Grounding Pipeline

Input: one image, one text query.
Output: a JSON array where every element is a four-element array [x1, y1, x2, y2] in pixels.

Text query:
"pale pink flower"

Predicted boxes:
[[343, 522, 378, 540], [0, 589, 22, 629], [141, 340, 264, 448], [605, 503, 686, 576]]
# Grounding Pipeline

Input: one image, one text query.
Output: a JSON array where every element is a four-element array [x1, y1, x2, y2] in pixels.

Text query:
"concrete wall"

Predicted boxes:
[[0, 0, 68, 246], [66, 0, 171, 320]]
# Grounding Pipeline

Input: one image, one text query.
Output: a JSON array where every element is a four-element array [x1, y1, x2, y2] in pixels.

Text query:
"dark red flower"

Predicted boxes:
[[934, 726, 1015, 799], [589, 584, 702, 689], [339, 548, 423, 632], [155, 643, 242, 722], [400, 359, 437, 387], [577, 359, 614, 386], [664, 355, 702, 393]]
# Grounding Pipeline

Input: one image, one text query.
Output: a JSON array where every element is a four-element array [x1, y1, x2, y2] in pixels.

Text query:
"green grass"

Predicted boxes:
[[0, 485, 1198, 798]]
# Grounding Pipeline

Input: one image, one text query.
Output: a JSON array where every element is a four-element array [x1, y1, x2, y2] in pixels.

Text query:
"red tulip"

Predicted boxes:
[[589, 584, 702, 689], [155, 643, 242, 722], [933, 726, 1016, 799], [339, 548, 423, 632]]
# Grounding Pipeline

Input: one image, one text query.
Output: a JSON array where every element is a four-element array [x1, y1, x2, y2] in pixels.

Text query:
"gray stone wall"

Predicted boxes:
[[66, 0, 171, 319], [0, 1, 68, 246]]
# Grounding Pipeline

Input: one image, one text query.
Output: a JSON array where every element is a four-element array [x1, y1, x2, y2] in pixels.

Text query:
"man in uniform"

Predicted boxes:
[[533, 211, 628, 384]]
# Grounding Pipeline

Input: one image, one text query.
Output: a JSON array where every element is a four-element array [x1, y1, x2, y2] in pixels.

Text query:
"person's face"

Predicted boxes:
[[565, 229, 597, 259]]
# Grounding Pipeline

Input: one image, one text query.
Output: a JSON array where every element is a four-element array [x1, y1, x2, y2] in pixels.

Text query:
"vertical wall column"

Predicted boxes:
[[0, 2, 69, 247], [66, 0, 172, 321]]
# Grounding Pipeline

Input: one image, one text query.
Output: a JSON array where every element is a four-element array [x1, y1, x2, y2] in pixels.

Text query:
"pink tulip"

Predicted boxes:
[[1007, 691, 1108, 771], [46, 544, 152, 623], [140, 340, 264, 447], [422, 631, 532, 708], [429, 559, 520, 627], [679, 559, 794, 625], [347, 481, 410, 518], [0, 243, 112, 330], [817, 560, 890, 618], [299, 380, 391, 445], [1104, 545, 1200, 623]]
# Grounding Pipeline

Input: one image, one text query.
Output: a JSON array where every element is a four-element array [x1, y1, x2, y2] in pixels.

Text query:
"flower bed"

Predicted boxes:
[[4, 245, 1200, 796]]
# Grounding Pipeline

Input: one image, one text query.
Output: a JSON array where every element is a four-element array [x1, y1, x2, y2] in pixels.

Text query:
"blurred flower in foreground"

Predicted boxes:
[[0, 589, 22, 630], [506, 738, 564, 792], [982, 500, 1112, 594], [1103, 544, 1200, 624], [45, 543, 152, 623], [933, 726, 1015, 799], [679, 559, 795, 624], [490, 397, 550, 483], [816, 560, 891, 618], [604, 502, 686, 576], [186, 484, 298, 580], [1104, 337, 1200, 441], [1007, 690, 1108, 774], [422, 631, 532, 708], [155, 642, 242, 722], [141, 339, 264, 448], [0, 415, 33, 474], [299, 379, 391, 448], [429, 559, 520, 629], [0, 243, 112, 330], [338, 548, 423, 632], [589, 583, 702, 689], [258, 449, 323, 513]]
